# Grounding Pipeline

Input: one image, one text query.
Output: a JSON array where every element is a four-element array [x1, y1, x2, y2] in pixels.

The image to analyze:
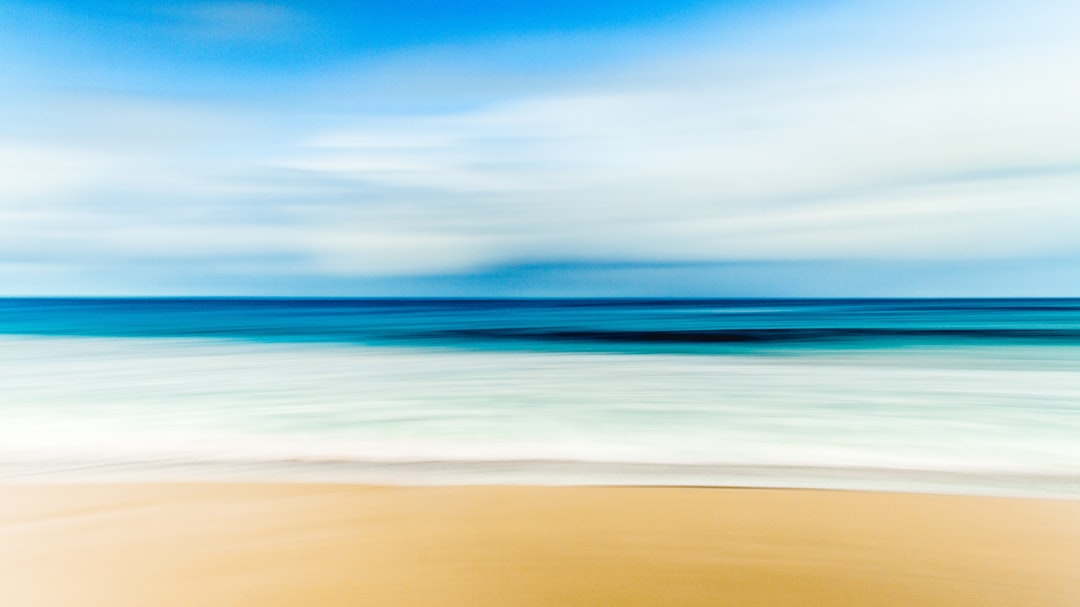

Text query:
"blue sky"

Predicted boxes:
[[1, 0, 1079, 296]]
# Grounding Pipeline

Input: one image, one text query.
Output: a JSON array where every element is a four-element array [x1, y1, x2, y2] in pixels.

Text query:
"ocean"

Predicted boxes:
[[1, 298, 1079, 496]]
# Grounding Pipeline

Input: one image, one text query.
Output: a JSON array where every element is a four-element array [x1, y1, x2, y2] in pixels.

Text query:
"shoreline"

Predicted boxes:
[[3, 483, 1079, 606], [3, 458, 1078, 499]]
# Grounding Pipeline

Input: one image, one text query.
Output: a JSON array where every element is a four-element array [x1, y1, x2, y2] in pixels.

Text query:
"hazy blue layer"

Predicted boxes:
[[1, 299, 1078, 495]]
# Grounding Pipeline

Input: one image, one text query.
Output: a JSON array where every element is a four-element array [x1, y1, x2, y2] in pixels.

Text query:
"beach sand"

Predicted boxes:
[[1, 484, 1078, 606]]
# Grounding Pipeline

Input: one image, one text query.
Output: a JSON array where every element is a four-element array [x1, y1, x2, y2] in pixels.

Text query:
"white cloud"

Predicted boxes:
[[0, 143, 113, 200], [281, 6, 1080, 269]]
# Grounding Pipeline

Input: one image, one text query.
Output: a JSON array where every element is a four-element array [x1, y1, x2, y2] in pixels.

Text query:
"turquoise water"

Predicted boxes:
[[1, 299, 1079, 495]]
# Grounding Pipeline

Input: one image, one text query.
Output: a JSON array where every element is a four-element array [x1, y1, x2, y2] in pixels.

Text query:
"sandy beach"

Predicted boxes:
[[1, 484, 1078, 606]]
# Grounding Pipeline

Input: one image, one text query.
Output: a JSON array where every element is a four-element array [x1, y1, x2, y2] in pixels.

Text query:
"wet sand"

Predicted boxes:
[[1, 484, 1078, 606]]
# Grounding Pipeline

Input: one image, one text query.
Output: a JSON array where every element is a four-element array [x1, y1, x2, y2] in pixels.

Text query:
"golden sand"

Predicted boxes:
[[1, 484, 1078, 606]]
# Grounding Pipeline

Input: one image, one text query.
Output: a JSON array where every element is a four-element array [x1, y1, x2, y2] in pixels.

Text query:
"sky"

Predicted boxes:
[[1, 0, 1078, 296]]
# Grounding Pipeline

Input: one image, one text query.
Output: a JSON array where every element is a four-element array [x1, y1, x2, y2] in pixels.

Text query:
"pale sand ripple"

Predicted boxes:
[[1, 484, 1078, 606]]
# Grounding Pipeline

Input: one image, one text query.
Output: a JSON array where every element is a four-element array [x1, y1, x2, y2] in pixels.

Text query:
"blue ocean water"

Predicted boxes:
[[1, 298, 1079, 495], [4, 298, 1080, 350]]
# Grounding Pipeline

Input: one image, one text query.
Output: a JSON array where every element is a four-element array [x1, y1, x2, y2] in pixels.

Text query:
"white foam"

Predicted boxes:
[[1, 335, 1079, 495]]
